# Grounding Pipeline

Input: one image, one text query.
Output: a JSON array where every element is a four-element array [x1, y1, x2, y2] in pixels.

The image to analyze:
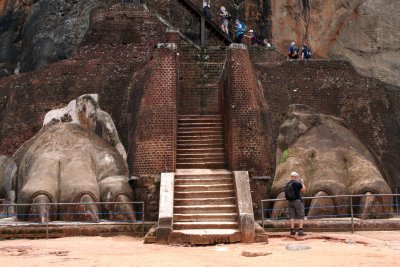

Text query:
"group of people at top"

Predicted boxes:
[[288, 41, 312, 60], [218, 6, 272, 47], [203, 2, 312, 58]]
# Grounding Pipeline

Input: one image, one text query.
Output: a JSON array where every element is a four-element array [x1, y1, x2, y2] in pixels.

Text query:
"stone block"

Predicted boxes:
[[234, 171, 255, 243], [156, 172, 174, 243]]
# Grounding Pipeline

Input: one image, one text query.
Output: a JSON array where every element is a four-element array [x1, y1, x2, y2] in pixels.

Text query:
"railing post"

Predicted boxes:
[[395, 186, 399, 214], [200, 16, 205, 47], [142, 202, 145, 237], [261, 201, 264, 229], [350, 196, 354, 234], [46, 204, 49, 239]]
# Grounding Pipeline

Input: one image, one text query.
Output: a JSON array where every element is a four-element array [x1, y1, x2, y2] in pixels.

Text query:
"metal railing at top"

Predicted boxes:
[[261, 193, 400, 233], [0, 201, 145, 237]]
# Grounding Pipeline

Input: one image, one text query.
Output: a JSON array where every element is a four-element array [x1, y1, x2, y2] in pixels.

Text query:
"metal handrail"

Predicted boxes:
[[261, 193, 400, 233], [0, 201, 145, 238]]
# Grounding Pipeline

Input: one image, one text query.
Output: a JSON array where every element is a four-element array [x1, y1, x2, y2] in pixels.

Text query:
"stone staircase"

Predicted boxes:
[[176, 115, 226, 169], [178, 42, 228, 115], [143, 39, 267, 245], [170, 169, 241, 244]]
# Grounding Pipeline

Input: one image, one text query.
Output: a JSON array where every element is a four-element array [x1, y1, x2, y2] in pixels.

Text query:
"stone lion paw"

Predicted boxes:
[[14, 123, 135, 222], [270, 105, 392, 219]]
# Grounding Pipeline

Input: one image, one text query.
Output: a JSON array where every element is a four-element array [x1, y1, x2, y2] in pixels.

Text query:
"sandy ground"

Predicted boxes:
[[0, 231, 399, 267]]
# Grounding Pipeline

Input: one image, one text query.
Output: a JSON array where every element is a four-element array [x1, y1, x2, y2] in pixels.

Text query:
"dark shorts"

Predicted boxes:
[[288, 199, 305, 220]]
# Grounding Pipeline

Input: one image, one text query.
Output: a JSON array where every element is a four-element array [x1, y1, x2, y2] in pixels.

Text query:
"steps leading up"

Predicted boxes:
[[171, 169, 240, 245], [177, 115, 226, 169]]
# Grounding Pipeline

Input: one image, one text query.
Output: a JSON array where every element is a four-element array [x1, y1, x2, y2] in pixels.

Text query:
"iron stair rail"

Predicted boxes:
[[176, 0, 234, 46]]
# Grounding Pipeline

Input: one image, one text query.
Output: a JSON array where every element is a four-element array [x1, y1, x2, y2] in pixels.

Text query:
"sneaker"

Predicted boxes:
[[290, 229, 296, 235], [298, 229, 306, 236]]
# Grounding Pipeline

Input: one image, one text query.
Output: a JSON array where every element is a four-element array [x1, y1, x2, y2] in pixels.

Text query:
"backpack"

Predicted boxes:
[[304, 47, 312, 59], [284, 181, 297, 201]]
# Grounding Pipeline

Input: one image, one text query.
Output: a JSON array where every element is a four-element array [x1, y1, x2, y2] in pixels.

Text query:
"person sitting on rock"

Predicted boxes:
[[288, 41, 299, 59], [302, 44, 312, 59], [249, 30, 263, 46], [263, 39, 272, 47]]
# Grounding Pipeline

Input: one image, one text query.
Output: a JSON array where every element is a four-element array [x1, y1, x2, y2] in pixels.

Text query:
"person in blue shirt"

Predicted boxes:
[[288, 41, 300, 59], [234, 19, 247, 43]]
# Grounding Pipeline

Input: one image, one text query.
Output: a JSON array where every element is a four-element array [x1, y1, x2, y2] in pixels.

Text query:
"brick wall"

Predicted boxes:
[[225, 44, 274, 214], [0, 44, 153, 156], [0, 4, 168, 159], [178, 42, 228, 114], [83, 4, 167, 46], [130, 45, 177, 175]]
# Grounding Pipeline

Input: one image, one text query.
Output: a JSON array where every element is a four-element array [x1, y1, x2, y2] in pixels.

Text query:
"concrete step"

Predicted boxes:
[[177, 148, 225, 154], [178, 123, 222, 128], [174, 190, 234, 198], [174, 213, 238, 222], [174, 205, 236, 214], [177, 152, 225, 156], [178, 118, 222, 124], [174, 177, 233, 185], [170, 229, 241, 245], [175, 162, 226, 169], [177, 143, 224, 149], [175, 168, 232, 179], [174, 197, 236, 205], [177, 130, 223, 136], [173, 221, 238, 230], [177, 135, 223, 140], [177, 139, 223, 145], [175, 184, 233, 192], [176, 157, 225, 164], [175, 173, 232, 180], [178, 126, 222, 132], [178, 115, 222, 119]]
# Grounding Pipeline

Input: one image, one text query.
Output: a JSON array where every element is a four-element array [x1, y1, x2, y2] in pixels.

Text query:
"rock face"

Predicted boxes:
[[0, 0, 272, 76], [270, 104, 392, 219], [270, 0, 400, 87], [0, 0, 102, 76], [1, 0, 398, 87]]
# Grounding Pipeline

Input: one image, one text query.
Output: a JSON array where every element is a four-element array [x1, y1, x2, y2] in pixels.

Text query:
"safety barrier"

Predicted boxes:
[[261, 193, 400, 233], [0, 201, 145, 237]]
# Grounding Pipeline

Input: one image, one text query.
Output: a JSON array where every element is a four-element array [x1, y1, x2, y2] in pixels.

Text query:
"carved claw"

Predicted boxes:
[[30, 194, 52, 223], [357, 192, 391, 219], [110, 194, 135, 222], [307, 191, 336, 219], [73, 194, 100, 222], [270, 192, 288, 220]]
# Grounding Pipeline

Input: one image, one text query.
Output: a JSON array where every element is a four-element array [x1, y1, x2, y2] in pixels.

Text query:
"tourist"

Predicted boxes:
[[263, 39, 272, 47], [288, 41, 299, 59], [202, 0, 212, 20], [219, 6, 230, 35], [285, 171, 306, 236], [234, 19, 247, 43], [302, 44, 312, 59], [249, 30, 262, 46]]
